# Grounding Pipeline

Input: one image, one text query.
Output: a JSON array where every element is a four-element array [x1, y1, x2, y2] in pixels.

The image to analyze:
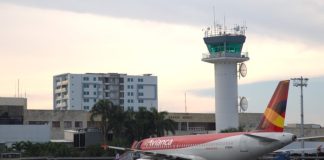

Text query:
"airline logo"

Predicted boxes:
[[145, 139, 174, 147], [264, 108, 284, 128], [256, 80, 289, 132]]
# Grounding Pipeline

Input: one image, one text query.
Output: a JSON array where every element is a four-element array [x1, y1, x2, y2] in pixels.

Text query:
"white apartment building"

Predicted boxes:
[[53, 73, 157, 111]]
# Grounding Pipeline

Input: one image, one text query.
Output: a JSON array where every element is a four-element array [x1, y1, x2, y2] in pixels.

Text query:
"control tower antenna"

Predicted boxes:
[[223, 15, 226, 34], [213, 6, 216, 30]]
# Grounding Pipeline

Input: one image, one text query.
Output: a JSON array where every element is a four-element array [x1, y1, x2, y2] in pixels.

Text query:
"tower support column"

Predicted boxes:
[[214, 62, 238, 132]]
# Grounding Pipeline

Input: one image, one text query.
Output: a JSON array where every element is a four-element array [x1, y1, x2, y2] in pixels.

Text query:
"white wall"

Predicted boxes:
[[0, 125, 50, 144], [68, 74, 82, 110]]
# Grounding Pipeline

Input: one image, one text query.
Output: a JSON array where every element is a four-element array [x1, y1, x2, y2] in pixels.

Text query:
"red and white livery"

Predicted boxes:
[[110, 80, 296, 160]]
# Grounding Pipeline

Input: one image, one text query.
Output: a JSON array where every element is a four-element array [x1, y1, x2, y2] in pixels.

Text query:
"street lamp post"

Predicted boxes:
[[291, 76, 309, 157]]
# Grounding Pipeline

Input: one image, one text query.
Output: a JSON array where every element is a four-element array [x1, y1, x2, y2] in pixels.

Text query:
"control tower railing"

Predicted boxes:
[[202, 52, 249, 59], [203, 24, 247, 38]]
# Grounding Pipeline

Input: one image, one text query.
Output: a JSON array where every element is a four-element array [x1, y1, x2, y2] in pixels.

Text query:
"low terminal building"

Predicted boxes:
[[1, 97, 324, 145], [166, 112, 262, 135], [0, 97, 50, 146]]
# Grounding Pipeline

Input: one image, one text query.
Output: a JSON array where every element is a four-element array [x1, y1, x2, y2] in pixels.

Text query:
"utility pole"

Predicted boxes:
[[291, 76, 309, 158]]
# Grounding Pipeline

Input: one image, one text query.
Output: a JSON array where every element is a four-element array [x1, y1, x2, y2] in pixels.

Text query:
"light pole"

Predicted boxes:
[[291, 76, 309, 157]]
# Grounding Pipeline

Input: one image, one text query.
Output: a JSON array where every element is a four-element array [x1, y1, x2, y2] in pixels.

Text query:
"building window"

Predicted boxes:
[[138, 92, 144, 96], [75, 121, 83, 128], [83, 98, 89, 102], [119, 78, 124, 83], [138, 85, 143, 89], [29, 121, 48, 125], [138, 99, 144, 103], [138, 78, 143, 82], [93, 84, 97, 88], [93, 92, 97, 95], [52, 121, 60, 128], [127, 78, 133, 82], [64, 121, 72, 129], [93, 77, 97, 81], [84, 106, 89, 110], [83, 77, 89, 81], [83, 91, 89, 95], [83, 84, 89, 88], [93, 99, 97, 102]]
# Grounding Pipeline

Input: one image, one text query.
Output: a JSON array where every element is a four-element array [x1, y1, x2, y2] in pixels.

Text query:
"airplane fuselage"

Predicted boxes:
[[137, 132, 296, 160]]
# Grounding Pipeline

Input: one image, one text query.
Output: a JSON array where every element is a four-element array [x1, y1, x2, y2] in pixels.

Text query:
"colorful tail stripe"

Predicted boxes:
[[256, 80, 290, 132]]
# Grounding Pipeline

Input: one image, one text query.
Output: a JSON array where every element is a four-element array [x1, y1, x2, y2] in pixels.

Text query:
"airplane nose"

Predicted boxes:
[[292, 135, 297, 141]]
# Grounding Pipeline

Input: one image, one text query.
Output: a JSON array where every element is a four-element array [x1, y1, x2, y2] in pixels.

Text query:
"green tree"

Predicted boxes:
[[130, 107, 151, 140], [150, 108, 177, 137], [90, 99, 126, 144], [219, 126, 245, 133]]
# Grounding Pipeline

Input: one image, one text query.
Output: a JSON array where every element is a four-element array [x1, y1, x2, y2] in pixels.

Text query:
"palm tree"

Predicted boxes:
[[150, 108, 177, 137], [133, 107, 155, 140], [90, 99, 125, 144]]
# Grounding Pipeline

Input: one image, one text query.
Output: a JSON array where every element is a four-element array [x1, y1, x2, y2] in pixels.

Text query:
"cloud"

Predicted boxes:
[[2, 0, 324, 46]]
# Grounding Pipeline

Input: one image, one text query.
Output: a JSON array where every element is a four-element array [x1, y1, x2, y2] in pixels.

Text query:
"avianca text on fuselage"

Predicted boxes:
[[145, 139, 173, 148]]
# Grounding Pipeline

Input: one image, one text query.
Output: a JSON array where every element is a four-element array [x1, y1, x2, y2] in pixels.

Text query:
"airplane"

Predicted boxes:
[[109, 80, 297, 160]]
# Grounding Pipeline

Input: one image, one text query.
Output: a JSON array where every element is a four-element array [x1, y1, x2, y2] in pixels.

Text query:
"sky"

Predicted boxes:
[[0, 0, 324, 125]]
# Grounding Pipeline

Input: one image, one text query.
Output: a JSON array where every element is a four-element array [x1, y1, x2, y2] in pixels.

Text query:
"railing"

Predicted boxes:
[[57, 102, 67, 107], [61, 80, 68, 85], [63, 95, 69, 99], [203, 24, 247, 37], [202, 52, 249, 59]]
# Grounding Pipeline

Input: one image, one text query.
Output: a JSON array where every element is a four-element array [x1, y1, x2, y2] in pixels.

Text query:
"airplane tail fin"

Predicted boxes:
[[255, 80, 290, 132]]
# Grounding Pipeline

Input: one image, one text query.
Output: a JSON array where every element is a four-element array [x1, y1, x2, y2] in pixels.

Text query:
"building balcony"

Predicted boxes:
[[57, 102, 67, 108], [62, 95, 69, 99], [61, 80, 68, 85], [61, 88, 67, 92], [55, 88, 67, 93], [56, 96, 62, 100]]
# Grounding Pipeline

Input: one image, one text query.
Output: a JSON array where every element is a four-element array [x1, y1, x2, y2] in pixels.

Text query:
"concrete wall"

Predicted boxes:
[[24, 110, 89, 140], [0, 97, 27, 109], [0, 125, 50, 144], [20, 110, 324, 140], [285, 127, 324, 137]]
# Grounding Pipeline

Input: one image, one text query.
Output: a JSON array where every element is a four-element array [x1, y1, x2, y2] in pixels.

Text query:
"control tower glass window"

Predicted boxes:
[[207, 43, 243, 54]]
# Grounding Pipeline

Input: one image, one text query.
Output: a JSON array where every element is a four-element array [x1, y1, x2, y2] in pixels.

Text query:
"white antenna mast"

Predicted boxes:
[[213, 6, 216, 31], [223, 15, 226, 34], [185, 92, 187, 113], [18, 79, 20, 98]]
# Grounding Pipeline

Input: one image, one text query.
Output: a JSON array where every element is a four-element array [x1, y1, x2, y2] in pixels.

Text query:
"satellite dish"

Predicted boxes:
[[239, 63, 247, 77], [239, 97, 248, 112]]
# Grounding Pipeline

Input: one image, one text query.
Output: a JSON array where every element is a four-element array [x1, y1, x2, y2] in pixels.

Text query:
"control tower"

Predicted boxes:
[[202, 24, 249, 132]]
